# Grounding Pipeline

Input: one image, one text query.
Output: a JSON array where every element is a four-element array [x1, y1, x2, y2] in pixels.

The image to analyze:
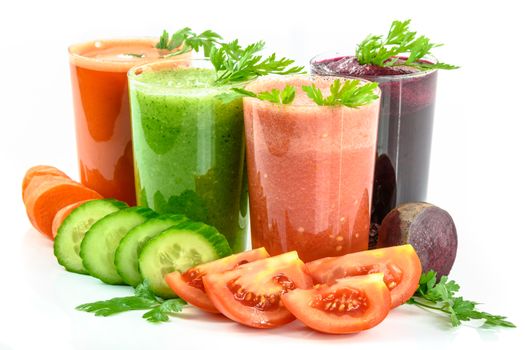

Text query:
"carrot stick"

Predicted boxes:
[[51, 200, 92, 238], [24, 177, 102, 239], [22, 165, 69, 200]]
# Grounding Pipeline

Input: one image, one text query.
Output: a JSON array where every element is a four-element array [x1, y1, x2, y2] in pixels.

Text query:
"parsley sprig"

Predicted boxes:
[[76, 280, 186, 323], [302, 79, 379, 108], [156, 27, 222, 58], [407, 271, 515, 328], [232, 85, 296, 105], [210, 40, 304, 85], [356, 19, 458, 71]]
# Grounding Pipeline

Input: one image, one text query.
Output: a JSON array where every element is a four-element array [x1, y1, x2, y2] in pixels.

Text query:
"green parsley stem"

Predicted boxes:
[[410, 298, 451, 313]]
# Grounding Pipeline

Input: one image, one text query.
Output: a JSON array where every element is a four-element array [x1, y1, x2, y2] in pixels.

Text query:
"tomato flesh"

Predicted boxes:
[[281, 274, 390, 334], [310, 286, 369, 316], [306, 244, 422, 308], [227, 273, 296, 311], [203, 251, 313, 328], [165, 248, 270, 313]]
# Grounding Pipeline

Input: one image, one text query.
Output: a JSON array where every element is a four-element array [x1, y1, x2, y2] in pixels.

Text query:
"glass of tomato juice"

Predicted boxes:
[[243, 75, 380, 262], [68, 39, 190, 205]]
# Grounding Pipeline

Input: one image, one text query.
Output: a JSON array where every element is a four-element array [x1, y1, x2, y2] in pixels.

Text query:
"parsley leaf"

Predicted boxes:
[[143, 298, 187, 323], [76, 280, 186, 323], [76, 296, 158, 317], [407, 270, 515, 328], [356, 19, 458, 70], [302, 79, 379, 108], [156, 28, 222, 58], [232, 85, 296, 105], [210, 40, 304, 85]]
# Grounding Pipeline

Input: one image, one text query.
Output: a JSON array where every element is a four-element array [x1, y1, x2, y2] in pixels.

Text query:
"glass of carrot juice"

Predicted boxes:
[[68, 38, 190, 205]]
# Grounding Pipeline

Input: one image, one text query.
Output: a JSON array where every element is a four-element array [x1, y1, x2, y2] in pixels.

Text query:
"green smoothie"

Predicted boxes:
[[128, 64, 248, 252]]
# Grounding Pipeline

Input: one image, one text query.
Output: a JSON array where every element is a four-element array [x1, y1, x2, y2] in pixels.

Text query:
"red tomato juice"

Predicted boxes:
[[243, 76, 380, 262]]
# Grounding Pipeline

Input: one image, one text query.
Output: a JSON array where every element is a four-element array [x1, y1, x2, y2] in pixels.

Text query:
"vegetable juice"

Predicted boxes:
[[243, 76, 380, 262], [311, 55, 437, 229], [128, 60, 248, 252], [69, 39, 189, 205]]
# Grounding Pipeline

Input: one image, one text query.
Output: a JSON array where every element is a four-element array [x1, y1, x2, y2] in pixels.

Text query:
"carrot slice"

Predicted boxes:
[[24, 177, 102, 239], [22, 166, 69, 200], [51, 200, 92, 238], [23, 174, 71, 205]]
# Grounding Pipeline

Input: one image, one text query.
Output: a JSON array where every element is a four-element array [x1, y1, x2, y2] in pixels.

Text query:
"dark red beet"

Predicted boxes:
[[377, 202, 457, 277]]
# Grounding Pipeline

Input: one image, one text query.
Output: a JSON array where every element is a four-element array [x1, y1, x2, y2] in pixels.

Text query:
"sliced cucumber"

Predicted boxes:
[[115, 214, 188, 287], [54, 199, 128, 274], [80, 207, 157, 284], [139, 221, 232, 298]]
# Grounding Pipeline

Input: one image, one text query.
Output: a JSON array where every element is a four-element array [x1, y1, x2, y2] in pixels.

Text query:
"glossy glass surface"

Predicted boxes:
[[128, 60, 248, 252], [68, 38, 170, 205], [244, 75, 380, 262]]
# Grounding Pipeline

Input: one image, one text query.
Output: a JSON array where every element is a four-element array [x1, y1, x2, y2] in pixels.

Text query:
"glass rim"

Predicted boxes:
[[309, 51, 438, 81], [243, 74, 381, 109], [68, 37, 164, 72], [128, 58, 248, 91]]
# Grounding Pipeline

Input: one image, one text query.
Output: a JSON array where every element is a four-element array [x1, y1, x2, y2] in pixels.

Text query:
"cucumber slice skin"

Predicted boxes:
[[115, 214, 188, 287], [53, 199, 128, 274], [80, 207, 158, 285], [139, 221, 232, 299]]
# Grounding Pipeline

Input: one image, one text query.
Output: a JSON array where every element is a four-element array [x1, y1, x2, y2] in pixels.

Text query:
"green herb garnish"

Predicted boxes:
[[76, 280, 186, 323], [356, 19, 458, 70], [232, 85, 296, 105], [407, 270, 515, 328], [156, 27, 222, 58], [210, 40, 304, 85], [302, 79, 379, 108]]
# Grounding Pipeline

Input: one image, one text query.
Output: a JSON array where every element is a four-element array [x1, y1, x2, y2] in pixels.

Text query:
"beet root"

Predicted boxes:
[[377, 202, 457, 277]]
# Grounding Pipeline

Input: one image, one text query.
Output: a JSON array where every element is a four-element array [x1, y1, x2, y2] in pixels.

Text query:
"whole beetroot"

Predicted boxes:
[[377, 202, 457, 277]]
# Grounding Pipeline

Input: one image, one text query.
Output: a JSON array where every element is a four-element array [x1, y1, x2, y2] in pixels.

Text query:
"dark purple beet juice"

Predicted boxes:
[[311, 54, 438, 233]]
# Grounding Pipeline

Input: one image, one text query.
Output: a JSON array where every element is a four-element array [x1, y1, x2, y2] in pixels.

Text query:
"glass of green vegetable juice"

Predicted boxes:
[[128, 59, 248, 252]]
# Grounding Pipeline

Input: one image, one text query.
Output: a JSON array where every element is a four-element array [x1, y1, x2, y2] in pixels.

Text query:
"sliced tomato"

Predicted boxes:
[[203, 251, 313, 328], [281, 274, 390, 334], [165, 248, 270, 313], [306, 244, 422, 308]]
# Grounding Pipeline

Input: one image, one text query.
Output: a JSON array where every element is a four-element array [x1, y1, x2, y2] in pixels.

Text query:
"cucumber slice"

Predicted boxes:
[[115, 214, 188, 287], [80, 207, 157, 284], [139, 220, 232, 298], [54, 199, 128, 274]]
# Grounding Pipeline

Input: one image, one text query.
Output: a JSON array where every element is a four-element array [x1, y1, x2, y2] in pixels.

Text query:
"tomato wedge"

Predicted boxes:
[[165, 248, 270, 313], [306, 244, 421, 308], [281, 274, 390, 334], [203, 251, 313, 328]]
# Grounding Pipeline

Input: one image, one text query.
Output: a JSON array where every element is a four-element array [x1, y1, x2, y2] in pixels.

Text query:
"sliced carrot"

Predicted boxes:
[[24, 177, 102, 239], [23, 174, 71, 205], [22, 165, 69, 200], [51, 200, 92, 238]]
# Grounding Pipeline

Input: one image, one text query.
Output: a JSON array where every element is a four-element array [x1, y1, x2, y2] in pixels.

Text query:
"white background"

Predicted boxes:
[[1, 0, 524, 349]]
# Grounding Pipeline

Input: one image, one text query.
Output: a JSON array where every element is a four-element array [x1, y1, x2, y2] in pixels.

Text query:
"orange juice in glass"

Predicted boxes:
[[68, 39, 190, 205]]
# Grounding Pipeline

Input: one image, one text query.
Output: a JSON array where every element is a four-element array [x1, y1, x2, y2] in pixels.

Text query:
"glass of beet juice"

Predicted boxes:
[[68, 39, 189, 205], [311, 53, 437, 228], [243, 75, 380, 262]]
